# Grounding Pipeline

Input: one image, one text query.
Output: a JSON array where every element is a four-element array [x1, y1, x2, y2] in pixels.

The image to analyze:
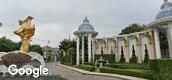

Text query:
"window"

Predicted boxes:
[[121, 46, 123, 51], [121, 46, 123, 54], [111, 47, 113, 54], [145, 44, 147, 50], [132, 45, 134, 50], [101, 47, 103, 54]]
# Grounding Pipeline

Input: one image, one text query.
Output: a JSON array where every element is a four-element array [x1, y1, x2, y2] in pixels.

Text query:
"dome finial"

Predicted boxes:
[[85, 17, 87, 19], [164, 0, 168, 2], [83, 17, 89, 23]]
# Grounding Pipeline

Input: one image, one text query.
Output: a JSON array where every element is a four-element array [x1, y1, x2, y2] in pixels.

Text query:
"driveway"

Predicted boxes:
[[45, 62, 125, 80]]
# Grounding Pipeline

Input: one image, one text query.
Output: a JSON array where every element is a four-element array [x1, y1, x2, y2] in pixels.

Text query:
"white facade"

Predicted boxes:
[[93, 31, 157, 63], [74, 1, 172, 64]]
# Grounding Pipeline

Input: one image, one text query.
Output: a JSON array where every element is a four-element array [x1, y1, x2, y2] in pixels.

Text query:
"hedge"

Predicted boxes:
[[143, 49, 149, 63], [47, 56, 52, 62], [60, 53, 76, 65], [149, 58, 172, 80], [105, 63, 150, 70], [119, 49, 125, 63], [83, 62, 94, 66], [100, 67, 152, 79], [94, 54, 115, 63], [78, 65, 95, 72], [61, 62, 72, 66], [129, 50, 137, 64]]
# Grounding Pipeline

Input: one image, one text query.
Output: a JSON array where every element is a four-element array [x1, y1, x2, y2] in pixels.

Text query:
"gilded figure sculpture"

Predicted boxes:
[[14, 16, 35, 53]]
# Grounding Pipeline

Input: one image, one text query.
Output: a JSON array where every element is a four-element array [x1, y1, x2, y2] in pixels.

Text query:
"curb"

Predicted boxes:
[[56, 63, 148, 80]]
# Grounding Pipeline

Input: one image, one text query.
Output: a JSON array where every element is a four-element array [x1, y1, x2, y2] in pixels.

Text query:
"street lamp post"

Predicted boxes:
[[0, 22, 2, 27]]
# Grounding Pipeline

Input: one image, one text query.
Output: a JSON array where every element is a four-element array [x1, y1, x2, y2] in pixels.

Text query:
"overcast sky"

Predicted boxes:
[[0, 0, 166, 47]]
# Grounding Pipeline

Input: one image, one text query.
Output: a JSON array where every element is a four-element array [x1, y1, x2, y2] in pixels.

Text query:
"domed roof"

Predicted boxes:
[[78, 17, 94, 31], [156, 1, 172, 19]]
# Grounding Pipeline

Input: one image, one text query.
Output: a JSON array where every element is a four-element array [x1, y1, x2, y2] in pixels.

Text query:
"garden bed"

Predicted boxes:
[[149, 58, 172, 80], [100, 67, 152, 79], [78, 65, 95, 72], [105, 63, 150, 70]]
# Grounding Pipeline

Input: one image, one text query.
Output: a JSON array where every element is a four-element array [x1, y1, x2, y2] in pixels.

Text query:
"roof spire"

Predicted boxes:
[[83, 17, 89, 23], [164, 0, 168, 2]]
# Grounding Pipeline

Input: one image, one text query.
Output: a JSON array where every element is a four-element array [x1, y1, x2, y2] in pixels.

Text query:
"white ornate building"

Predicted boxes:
[[74, 0, 172, 65]]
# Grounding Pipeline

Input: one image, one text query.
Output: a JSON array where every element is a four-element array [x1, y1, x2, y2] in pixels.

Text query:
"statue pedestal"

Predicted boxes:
[[0, 51, 45, 76]]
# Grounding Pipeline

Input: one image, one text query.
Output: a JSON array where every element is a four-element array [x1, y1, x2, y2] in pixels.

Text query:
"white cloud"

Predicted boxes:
[[0, 0, 164, 47]]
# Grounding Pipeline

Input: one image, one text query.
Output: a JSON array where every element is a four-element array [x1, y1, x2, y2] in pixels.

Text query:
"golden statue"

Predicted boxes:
[[14, 16, 35, 53]]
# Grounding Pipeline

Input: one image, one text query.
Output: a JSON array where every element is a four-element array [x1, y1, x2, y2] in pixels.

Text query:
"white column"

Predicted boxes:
[[114, 38, 119, 62], [76, 36, 80, 65], [135, 35, 142, 63], [167, 23, 172, 57], [153, 28, 161, 58], [136, 44, 142, 63], [92, 37, 95, 62], [88, 34, 92, 62], [125, 46, 129, 63], [82, 36, 85, 64]]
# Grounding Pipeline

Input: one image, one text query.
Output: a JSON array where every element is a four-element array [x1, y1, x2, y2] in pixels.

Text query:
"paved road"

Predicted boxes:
[[45, 62, 125, 80]]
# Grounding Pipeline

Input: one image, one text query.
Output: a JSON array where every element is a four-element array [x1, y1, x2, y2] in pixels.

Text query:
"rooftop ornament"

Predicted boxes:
[[164, 0, 168, 2]]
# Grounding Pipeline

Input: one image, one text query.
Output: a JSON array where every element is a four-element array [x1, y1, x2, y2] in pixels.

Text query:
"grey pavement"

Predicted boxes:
[[45, 62, 125, 80]]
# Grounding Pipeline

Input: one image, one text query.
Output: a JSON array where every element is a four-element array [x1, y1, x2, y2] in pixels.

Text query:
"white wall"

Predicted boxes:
[[107, 39, 114, 54], [97, 40, 104, 54]]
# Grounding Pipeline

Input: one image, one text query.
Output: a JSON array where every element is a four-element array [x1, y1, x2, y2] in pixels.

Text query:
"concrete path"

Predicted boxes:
[[45, 62, 125, 80]]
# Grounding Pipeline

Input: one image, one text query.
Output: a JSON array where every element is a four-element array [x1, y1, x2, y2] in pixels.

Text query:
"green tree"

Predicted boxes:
[[0, 36, 20, 52], [59, 39, 76, 65], [29, 44, 43, 55], [119, 23, 146, 35], [0, 37, 43, 56], [67, 47, 76, 65], [60, 47, 76, 65], [67, 47, 76, 55], [0, 44, 11, 52], [59, 39, 76, 52]]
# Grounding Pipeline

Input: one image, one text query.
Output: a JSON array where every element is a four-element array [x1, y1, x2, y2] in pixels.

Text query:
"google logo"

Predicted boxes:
[[8, 64, 48, 78]]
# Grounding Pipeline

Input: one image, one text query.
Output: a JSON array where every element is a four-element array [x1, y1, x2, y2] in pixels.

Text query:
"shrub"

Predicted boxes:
[[94, 54, 115, 63], [83, 62, 94, 66], [119, 52, 125, 63], [47, 56, 51, 62], [149, 58, 172, 80], [78, 65, 95, 72], [61, 62, 72, 66], [60, 52, 76, 65], [100, 67, 152, 79], [143, 49, 149, 64], [105, 63, 150, 70], [129, 50, 137, 64]]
